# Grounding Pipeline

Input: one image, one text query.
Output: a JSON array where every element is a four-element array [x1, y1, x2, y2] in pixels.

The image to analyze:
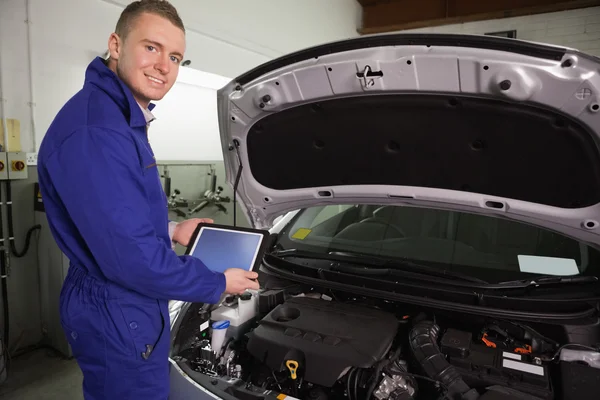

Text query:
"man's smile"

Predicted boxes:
[[146, 74, 165, 85]]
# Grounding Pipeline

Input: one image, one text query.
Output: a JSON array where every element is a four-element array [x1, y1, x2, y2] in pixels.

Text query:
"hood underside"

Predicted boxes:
[[216, 33, 600, 246]]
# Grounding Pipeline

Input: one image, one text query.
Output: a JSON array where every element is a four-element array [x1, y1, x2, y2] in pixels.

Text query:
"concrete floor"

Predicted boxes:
[[0, 348, 83, 399]]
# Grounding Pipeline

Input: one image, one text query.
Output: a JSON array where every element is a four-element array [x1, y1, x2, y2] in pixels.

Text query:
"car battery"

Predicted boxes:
[[440, 328, 553, 399]]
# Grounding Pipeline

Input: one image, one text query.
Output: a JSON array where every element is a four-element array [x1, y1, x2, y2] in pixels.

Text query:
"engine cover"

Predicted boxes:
[[246, 296, 399, 387]]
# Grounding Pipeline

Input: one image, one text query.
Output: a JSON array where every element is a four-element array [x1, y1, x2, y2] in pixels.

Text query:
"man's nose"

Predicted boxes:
[[155, 55, 170, 74]]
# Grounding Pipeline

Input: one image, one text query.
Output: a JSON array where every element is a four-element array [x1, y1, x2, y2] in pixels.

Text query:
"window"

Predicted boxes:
[[276, 204, 598, 282], [309, 205, 355, 228]]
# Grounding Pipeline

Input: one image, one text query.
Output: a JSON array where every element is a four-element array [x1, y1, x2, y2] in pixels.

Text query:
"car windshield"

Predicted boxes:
[[274, 204, 600, 283]]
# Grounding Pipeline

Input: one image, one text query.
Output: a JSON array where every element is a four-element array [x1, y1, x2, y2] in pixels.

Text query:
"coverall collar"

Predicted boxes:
[[138, 103, 156, 125], [85, 57, 156, 129]]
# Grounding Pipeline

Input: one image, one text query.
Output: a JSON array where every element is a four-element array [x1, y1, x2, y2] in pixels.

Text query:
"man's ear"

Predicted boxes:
[[107, 33, 122, 60]]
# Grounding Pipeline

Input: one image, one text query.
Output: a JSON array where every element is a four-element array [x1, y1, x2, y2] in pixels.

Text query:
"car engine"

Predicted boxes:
[[171, 288, 599, 400], [247, 296, 399, 387]]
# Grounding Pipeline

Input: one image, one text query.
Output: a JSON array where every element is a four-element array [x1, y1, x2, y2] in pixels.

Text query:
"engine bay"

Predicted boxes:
[[170, 285, 600, 400], [248, 295, 399, 387]]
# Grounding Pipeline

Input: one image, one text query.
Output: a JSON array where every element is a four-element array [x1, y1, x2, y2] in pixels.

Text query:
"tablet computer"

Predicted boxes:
[[184, 223, 270, 274]]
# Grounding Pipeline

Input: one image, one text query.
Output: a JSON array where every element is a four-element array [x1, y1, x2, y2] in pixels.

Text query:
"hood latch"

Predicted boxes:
[[357, 65, 383, 89]]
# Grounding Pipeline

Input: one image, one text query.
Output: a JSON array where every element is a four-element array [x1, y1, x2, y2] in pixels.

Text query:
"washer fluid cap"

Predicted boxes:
[[212, 320, 230, 330], [240, 292, 252, 301]]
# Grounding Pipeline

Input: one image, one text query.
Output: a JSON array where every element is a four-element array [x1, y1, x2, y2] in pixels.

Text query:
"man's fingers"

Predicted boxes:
[[245, 271, 259, 279], [223, 268, 260, 295], [246, 279, 260, 290]]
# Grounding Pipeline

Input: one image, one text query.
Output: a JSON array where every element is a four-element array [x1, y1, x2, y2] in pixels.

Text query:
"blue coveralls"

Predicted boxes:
[[37, 57, 227, 399]]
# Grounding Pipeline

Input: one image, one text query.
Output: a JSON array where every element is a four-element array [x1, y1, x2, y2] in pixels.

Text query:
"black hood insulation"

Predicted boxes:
[[247, 94, 600, 208]]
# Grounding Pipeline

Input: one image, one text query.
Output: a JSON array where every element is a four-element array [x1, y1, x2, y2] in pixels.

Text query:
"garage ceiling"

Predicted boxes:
[[358, 0, 600, 34]]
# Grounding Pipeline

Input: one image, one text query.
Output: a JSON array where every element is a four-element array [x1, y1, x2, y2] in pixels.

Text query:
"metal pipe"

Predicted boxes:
[[0, 7, 10, 351], [188, 200, 209, 215], [0, 13, 9, 152], [25, 0, 37, 152], [162, 165, 171, 197]]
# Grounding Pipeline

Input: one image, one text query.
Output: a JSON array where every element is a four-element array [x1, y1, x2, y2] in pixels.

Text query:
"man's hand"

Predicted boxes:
[[224, 269, 259, 294], [172, 218, 214, 246]]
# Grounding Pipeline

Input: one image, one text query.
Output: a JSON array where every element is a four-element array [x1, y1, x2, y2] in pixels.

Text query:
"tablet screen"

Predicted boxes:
[[187, 226, 265, 274]]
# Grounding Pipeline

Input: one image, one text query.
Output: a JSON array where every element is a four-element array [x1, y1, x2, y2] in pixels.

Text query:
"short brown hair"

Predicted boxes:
[[115, 0, 185, 40]]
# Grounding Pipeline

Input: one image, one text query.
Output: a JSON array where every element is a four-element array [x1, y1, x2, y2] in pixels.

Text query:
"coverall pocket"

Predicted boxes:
[[61, 319, 107, 394], [117, 299, 166, 363]]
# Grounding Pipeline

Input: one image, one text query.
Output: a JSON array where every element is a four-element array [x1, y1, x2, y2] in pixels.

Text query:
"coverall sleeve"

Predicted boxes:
[[45, 127, 226, 303]]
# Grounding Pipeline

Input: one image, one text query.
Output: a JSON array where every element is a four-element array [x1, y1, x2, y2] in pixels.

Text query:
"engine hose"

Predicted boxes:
[[409, 321, 479, 400], [366, 345, 408, 399], [346, 367, 357, 400], [366, 359, 388, 400], [387, 359, 419, 394]]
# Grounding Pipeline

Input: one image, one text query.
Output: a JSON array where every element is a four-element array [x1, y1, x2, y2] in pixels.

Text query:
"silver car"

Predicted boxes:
[[168, 33, 600, 400]]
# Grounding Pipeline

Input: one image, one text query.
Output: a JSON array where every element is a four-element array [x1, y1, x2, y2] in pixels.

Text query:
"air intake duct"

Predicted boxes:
[[409, 320, 479, 400]]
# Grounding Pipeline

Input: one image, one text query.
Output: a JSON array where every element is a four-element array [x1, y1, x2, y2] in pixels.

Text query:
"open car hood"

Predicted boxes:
[[216, 33, 600, 246]]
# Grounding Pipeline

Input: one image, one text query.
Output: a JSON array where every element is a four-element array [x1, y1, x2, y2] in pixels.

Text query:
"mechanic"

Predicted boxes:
[[36, 1, 259, 399]]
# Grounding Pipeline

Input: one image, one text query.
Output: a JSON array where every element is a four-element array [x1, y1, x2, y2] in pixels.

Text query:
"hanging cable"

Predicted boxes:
[[231, 139, 243, 228], [0, 182, 9, 357], [9, 224, 40, 259], [0, 337, 8, 379], [5, 181, 41, 258]]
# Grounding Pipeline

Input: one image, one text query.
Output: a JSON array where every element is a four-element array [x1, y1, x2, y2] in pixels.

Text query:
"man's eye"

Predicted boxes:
[[147, 45, 155, 51], [171, 56, 181, 64]]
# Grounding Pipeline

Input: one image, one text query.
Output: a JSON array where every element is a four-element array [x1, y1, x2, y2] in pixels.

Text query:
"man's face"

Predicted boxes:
[[108, 12, 185, 108]]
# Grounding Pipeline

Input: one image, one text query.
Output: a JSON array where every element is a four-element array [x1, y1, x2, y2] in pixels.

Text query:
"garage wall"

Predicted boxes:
[[0, 0, 361, 353], [400, 6, 600, 57], [1, 0, 362, 154]]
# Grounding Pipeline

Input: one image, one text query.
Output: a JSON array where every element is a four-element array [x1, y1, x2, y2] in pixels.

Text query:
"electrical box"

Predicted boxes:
[[0, 152, 7, 180], [0, 118, 22, 153], [7, 152, 27, 180]]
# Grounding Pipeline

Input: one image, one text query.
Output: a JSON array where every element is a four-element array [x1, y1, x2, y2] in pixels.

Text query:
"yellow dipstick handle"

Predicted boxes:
[[286, 360, 299, 380]]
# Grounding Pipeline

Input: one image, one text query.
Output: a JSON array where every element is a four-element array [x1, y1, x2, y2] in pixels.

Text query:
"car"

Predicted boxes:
[[167, 33, 600, 400]]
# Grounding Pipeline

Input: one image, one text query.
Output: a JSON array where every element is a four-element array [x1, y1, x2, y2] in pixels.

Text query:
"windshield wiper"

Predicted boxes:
[[269, 249, 600, 291], [497, 275, 598, 288], [269, 248, 488, 284]]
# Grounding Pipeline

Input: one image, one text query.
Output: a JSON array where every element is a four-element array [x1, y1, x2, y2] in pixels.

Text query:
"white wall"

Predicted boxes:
[[400, 6, 600, 57], [149, 67, 231, 161], [0, 0, 362, 155]]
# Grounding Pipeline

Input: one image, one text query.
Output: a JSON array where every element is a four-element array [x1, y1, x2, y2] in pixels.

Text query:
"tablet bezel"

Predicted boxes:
[[184, 222, 271, 273]]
